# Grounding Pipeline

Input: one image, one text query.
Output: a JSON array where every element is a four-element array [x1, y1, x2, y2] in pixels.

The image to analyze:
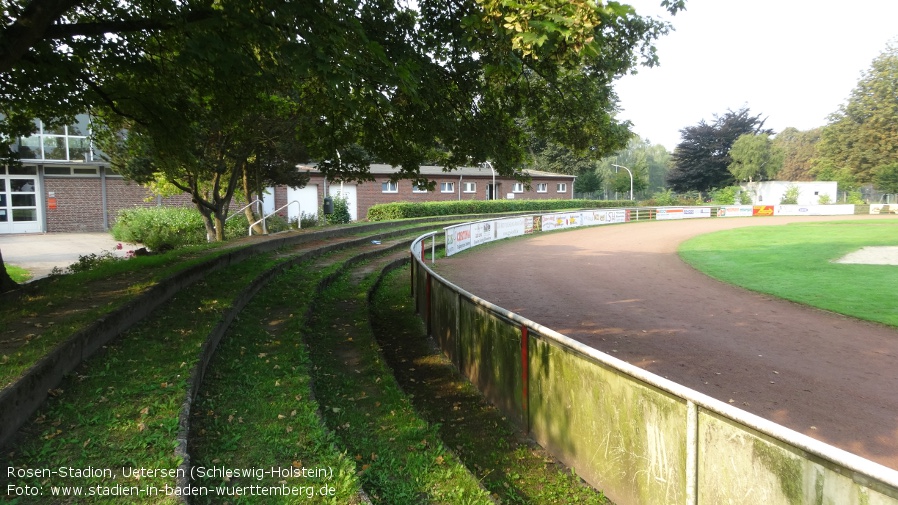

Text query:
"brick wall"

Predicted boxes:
[[356, 175, 572, 219], [44, 177, 105, 232], [40, 171, 573, 232], [44, 176, 197, 232]]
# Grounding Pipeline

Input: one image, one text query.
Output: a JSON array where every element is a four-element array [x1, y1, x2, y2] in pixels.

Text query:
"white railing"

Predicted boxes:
[[225, 199, 262, 222], [248, 200, 300, 236]]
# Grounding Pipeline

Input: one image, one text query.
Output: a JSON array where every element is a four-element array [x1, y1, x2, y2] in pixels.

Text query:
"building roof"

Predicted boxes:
[[297, 163, 575, 179]]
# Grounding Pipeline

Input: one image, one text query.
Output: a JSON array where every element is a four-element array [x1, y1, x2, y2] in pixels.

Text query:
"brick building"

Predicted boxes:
[[2, 118, 575, 234], [276, 164, 577, 222]]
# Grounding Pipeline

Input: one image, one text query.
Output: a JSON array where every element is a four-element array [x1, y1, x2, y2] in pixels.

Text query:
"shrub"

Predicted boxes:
[[365, 199, 635, 221], [645, 189, 677, 207], [710, 186, 738, 205], [818, 194, 832, 205], [329, 194, 352, 224], [112, 207, 251, 250], [780, 185, 800, 204]]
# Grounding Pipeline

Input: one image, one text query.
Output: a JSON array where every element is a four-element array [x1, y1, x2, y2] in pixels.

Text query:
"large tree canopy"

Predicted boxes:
[[816, 43, 898, 183], [727, 133, 782, 183], [1, 0, 685, 254], [773, 127, 821, 181], [2, 0, 684, 174], [666, 107, 772, 193]]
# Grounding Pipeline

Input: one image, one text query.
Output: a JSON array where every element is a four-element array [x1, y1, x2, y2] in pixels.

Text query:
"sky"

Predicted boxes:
[[613, 0, 898, 151]]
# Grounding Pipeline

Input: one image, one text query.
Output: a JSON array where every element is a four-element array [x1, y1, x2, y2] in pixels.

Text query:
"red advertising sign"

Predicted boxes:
[[752, 205, 774, 216]]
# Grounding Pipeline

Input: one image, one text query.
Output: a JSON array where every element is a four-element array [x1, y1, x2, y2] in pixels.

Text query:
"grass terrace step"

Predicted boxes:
[[2, 251, 290, 504], [370, 269, 608, 504], [302, 254, 491, 503]]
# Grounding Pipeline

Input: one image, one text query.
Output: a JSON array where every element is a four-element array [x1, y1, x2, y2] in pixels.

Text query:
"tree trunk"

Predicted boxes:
[[242, 171, 264, 235], [213, 213, 226, 241], [0, 249, 20, 293]]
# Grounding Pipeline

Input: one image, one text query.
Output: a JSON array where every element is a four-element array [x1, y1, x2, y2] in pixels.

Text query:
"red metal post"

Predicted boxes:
[[521, 325, 530, 434]]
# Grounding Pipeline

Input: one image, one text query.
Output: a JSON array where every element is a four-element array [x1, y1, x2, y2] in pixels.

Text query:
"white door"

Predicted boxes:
[[1, 165, 42, 234], [330, 184, 357, 221], [261, 186, 275, 216], [286, 184, 319, 223]]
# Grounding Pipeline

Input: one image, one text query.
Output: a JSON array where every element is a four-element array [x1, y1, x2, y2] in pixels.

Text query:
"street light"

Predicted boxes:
[[611, 164, 634, 201], [484, 161, 496, 200]]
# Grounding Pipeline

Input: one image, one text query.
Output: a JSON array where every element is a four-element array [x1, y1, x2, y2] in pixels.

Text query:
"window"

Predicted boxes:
[[381, 181, 398, 193], [536, 183, 548, 193], [16, 116, 92, 162], [463, 182, 476, 193], [556, 183, 567, 193], [513, 182, 524, 193], [440, 182, 455, 193], [412, 183, 428, 193], [43, 166, 99, 176]]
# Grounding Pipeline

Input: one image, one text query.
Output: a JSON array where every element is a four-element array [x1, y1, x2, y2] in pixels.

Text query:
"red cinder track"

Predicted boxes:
[[436, 214, 898, 469]]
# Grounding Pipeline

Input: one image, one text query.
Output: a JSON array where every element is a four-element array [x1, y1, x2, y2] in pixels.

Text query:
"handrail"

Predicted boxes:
[[226, 199, 262, 222], [248, 200, 300, 236]]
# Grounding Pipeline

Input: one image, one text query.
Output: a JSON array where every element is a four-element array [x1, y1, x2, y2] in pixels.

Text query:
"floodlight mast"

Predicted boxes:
[[612, 164, 634, 201]]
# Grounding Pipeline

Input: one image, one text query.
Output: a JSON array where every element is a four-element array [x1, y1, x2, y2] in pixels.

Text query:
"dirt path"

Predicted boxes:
[[435, 214, 898, 470]]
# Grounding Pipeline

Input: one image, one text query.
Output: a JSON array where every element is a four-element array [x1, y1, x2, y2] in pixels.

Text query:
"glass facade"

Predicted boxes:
[[15, 116, 93, 162]]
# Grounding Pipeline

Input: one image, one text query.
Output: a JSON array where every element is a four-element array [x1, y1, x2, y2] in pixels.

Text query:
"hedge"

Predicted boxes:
[[111, 207, 283, 250], [366, 199, 636, 221]]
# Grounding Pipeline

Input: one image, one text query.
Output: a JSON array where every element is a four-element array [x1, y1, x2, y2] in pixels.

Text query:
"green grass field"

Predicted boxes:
[[679, 220, 898, 328]]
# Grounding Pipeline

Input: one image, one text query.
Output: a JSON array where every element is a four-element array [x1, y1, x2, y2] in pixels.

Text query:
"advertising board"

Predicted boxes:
[[716, 206, 754, 218], [444, 223, 472, 256]]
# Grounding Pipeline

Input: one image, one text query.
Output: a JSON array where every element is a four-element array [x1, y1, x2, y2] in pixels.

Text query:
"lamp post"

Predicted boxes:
[[612, 164, 634, 201], [484, 161, 496, 200]]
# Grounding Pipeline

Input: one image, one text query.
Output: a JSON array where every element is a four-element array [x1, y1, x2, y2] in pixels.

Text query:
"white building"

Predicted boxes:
[[741, 181, 838, 206]]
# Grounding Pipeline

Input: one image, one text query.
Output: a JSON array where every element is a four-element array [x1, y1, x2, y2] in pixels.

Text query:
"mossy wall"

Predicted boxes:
[[432, 280, 460, 366], [458, 299, 525, 427], [698, 412, 898, 505], [528, 337, 688, 505]]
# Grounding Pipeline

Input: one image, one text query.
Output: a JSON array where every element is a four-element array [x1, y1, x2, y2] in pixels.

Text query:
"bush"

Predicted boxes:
[[780, 185, 800, 204], [112, 207, 250, 250], [710, 186, 737, 205], [329, 194, 352, 224], [365, 199, 635, 221]]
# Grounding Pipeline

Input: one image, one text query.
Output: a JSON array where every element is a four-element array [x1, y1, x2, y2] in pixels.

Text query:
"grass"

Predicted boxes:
[[6, 264, 31, 283], [0, 245, 232, 388], [3, 222, 609, 504], [304, 266, 492, 504], [371, 268, 608, 504], [1, 252, 284, 504], [679, 220, 898, 327], [189, 259, 364, 504]]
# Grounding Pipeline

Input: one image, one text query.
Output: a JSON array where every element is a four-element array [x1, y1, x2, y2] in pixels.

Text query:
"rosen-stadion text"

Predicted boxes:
[[6, 465, 337, 498]]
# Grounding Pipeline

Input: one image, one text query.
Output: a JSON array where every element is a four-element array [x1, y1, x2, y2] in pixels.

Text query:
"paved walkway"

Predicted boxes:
[[0, 233, 138, 279]]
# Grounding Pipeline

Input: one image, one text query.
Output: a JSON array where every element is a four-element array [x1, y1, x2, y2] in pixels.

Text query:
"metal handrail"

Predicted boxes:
[[248, 200, 300, 236], [226, 199, 262, 222]]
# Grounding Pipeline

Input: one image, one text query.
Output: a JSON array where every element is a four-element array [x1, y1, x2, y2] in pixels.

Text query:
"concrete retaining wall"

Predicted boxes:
[[411, 226, 898, 505]]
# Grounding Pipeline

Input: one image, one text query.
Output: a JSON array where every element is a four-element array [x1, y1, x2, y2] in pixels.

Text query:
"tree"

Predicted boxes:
[[773, 127, 821, 181], [2, 0, 686, 250], [728, 133, 783, 182], [667, 107, 773, 192], [574, 168, 603, 195], [0, 250, 18, 293], [816, 43, 898, 183], [873, 163, 898, 195], [593, 136, 667, 198]]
